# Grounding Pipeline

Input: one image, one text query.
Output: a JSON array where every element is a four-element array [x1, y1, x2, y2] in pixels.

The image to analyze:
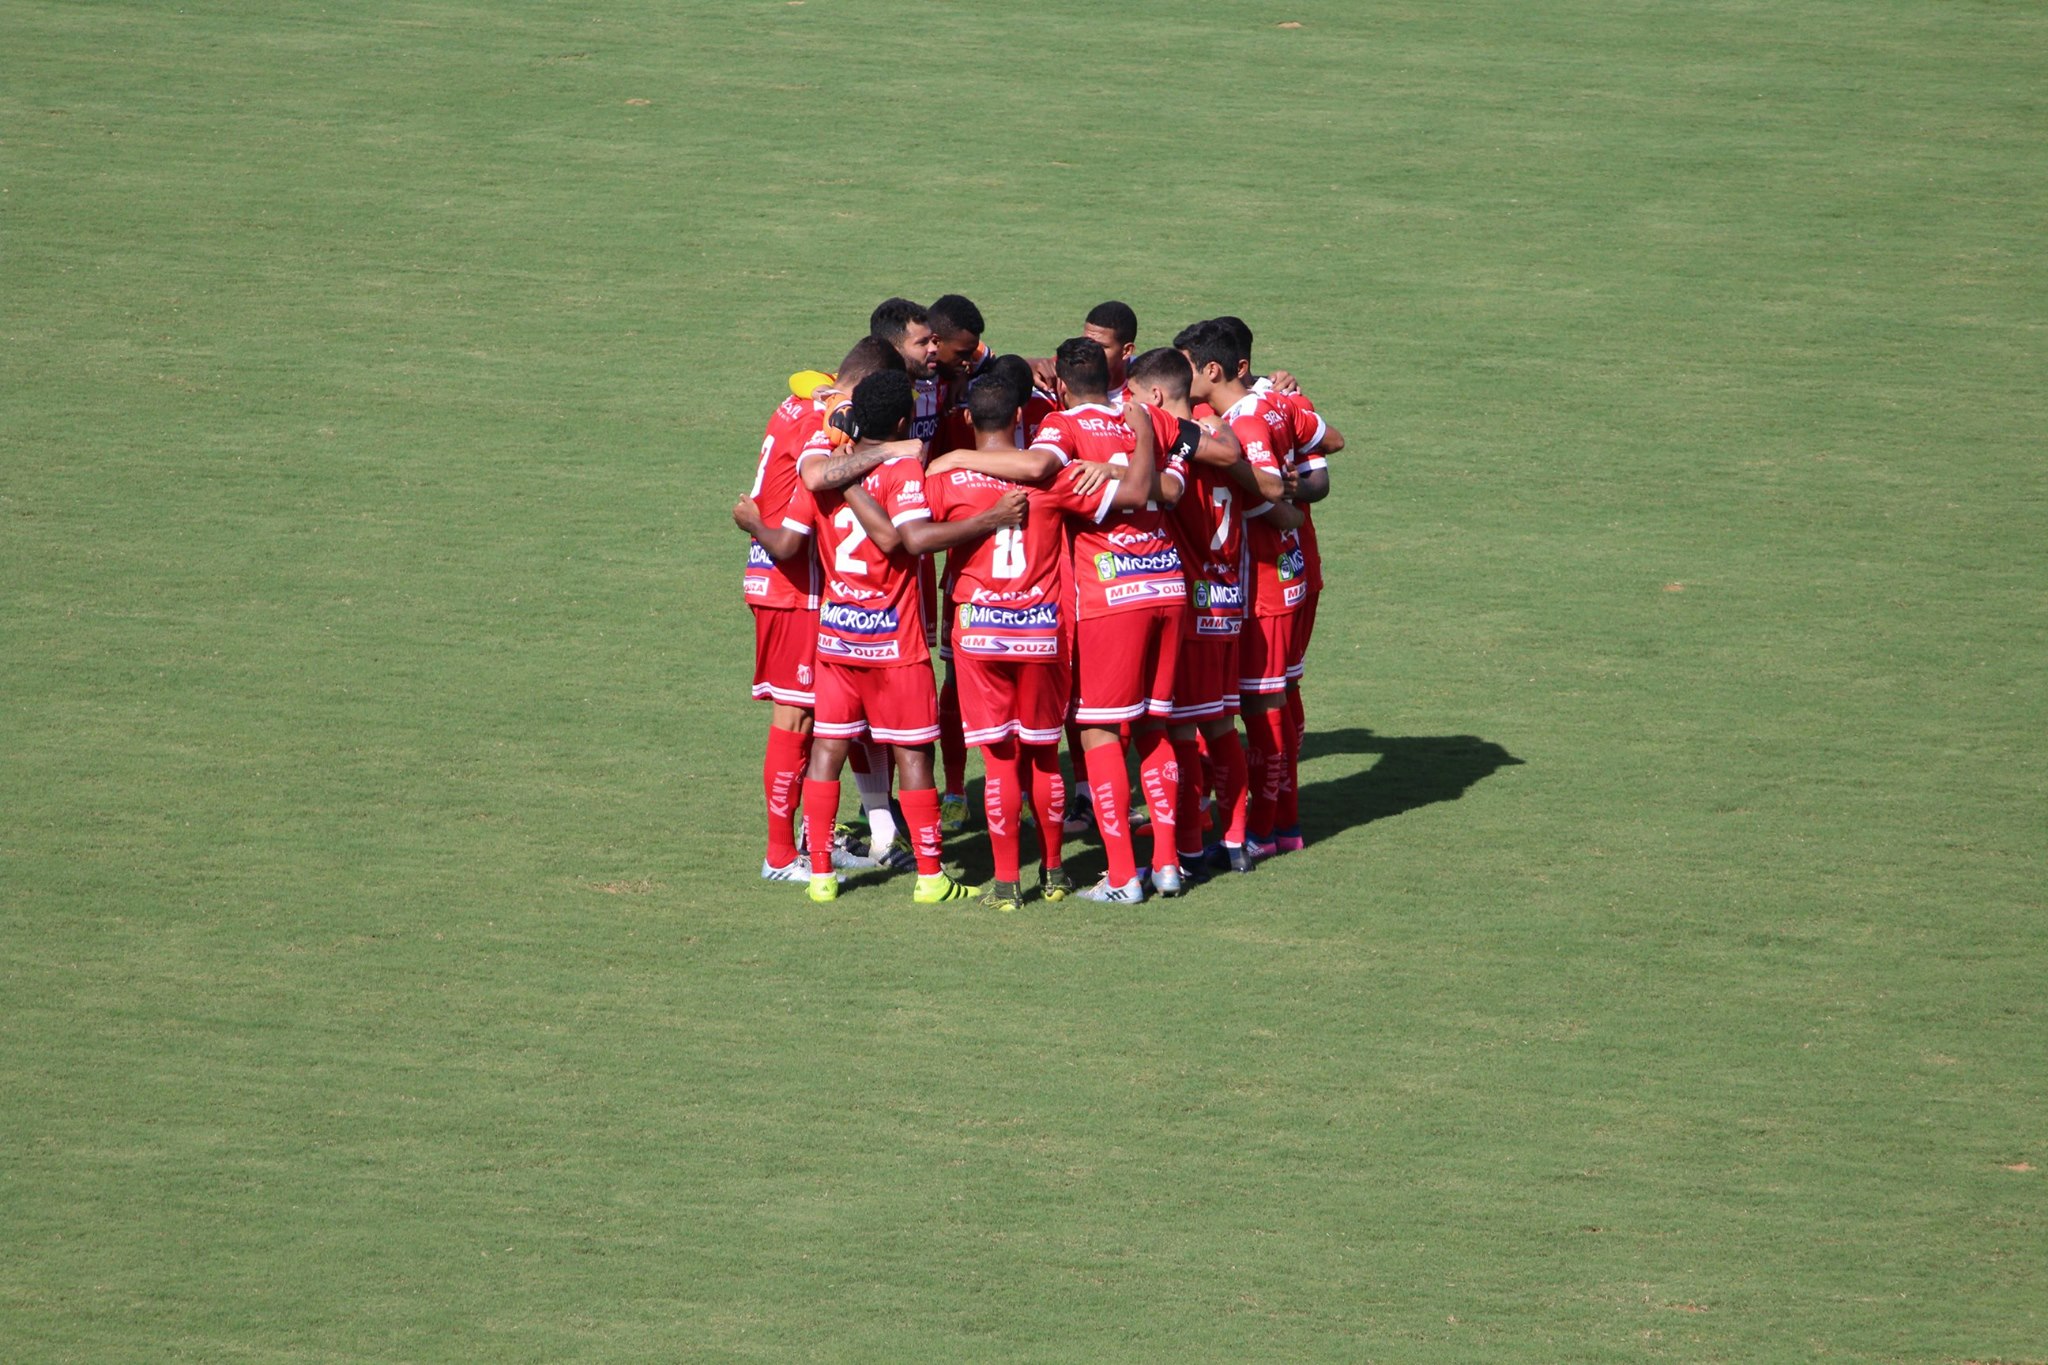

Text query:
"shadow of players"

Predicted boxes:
[[1295, 727, 1521, 846]]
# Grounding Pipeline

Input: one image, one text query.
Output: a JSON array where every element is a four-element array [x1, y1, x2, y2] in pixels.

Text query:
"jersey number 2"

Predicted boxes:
[[832, 506, 870, 575]]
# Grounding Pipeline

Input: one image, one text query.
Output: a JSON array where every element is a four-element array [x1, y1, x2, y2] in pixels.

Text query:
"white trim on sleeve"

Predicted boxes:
[[1091, 479, 1120, 523], [780, 517, 813, 535], [890, 507, 932, 527]]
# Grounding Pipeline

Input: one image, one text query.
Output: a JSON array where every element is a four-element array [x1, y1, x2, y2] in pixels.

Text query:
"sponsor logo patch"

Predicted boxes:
[[1104, 579, 1186, 605], [816, 635, 902, 662], [1094, 548, 1182, 581], [819, 601, 900, 635]]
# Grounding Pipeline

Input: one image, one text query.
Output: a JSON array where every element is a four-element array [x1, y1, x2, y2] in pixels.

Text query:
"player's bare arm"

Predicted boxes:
[[1064, 460, 1121, 496], [1118, 402, 1161, 510], [1310, 421, 1345, 456], [1191, 423, 1244, 469], [1252, 498, 1307, 532], [732, 497, 807, 561], [799, 438, 922, 494], [1296, 466, 1331, 504], [896, 488, 1028, 558], [927, 447, 1060, 483]]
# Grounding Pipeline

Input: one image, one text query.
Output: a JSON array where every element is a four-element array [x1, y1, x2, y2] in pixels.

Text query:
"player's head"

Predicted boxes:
[[836, 335, 906, 390], [869, 297, 938, 379], [1212, 315, 1255, 379], [1126, 346, 1194, 408], [927, 293, 985, 377], [1175, 319, 1243, 402], [1053, 336, 1112, 403], [967, 372, 1021, 435], [848, 368, 916, 442], [1082, 300, 1138, 386], [989, 352, 1037, 408]]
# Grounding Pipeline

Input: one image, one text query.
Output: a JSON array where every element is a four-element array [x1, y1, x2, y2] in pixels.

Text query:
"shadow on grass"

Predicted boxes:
[[1297, 727, 1522, 847]]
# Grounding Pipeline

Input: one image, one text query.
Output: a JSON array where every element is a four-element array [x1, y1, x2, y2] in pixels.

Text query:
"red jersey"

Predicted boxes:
[[743, 395, 824, 610], [925, 465, 1112, 660], [787, 453, 932, 667], [1168, 456, 1250, 638], [1260, 382, 1331, 592], [1030, 402, 1191, 620], [1225, 392, 1308, 618]]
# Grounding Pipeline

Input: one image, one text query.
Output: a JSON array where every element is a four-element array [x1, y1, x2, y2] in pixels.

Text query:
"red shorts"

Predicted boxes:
[[813, 661, 939, 745], [1239, 613, 1302, 696], [1287, 590, 1318, 681], [1075, 608, 1178, 724], [751, 606, 817, 707], [955, 652, 1071, 747], [1169, 632, 1241, 721]]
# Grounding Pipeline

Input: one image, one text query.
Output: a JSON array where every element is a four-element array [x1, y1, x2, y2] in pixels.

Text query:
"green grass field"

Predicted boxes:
[[5, 0, 2044, 1358]]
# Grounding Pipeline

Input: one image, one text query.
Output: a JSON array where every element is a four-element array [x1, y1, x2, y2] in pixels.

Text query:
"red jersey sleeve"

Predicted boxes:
[[878, 460, 932, 527], [1028, 411, 1078, 465], [780, 479, 818, 535], [1232, 411, 1282, 520], [1285, 393, 1329, 469]]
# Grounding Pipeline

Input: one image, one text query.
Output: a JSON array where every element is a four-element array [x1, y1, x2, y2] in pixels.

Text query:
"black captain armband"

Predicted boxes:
[[1171, 417, 1203, 463]]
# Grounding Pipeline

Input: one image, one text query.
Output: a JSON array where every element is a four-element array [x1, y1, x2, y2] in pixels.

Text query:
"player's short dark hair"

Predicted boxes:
[[1213, 315, 1254, 366], [837, 335, 906, 387], [1171, 319, 1208, 350], [928, 293, 985, 340], [1054, 336, 1111, 394], [848, 369, 915, 440], [1177, 319, 1242, 379], [868, 297, 930, 344], [967, 373, 1019, 433], [1127, 346, 1194, 401], [1085, 300, 1138, 347], [989, 353, 1036, 405]]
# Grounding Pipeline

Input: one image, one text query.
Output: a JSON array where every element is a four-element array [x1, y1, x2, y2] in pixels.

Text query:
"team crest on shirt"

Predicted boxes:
[[797, 663, 813, 686]]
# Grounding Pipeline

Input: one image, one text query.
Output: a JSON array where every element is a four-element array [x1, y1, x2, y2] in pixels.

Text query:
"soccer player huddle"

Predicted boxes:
[[734, 296, 1344, 911]]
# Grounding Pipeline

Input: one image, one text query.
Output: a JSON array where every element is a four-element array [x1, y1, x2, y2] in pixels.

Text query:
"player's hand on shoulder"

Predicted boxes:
[[1068, 460, 1119, 496], [992, 487, 1029, 526], [1267, 369, 1300, 394]]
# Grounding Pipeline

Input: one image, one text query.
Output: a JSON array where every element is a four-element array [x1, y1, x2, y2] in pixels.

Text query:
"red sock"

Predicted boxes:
[[1276, 701, 1301, 831], [1244, 707, 1288, 837], [939, 672, 967, 796], [1173, 737, 1206, 859], [802, 778, 841, 878], [898, 786, 943, 877], [1210, 725, 1250, 845], [1027, 743, 1064, 869], [980, 740, 1022, 883], [763, 726, 808, 866], [1136, 728, 1179, 872], [1082, 740, 1137, 887]]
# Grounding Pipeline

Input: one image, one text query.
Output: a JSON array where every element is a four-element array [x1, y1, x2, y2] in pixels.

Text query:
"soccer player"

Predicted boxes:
[[1181, 320, 1312, 863], [868, 297, 945, 447], [752, 371, 1021, 905], [1029, 300, 1139, 409], [1122, 345, 1268, 880], [922, 371, 1144, 910], [731, 336, 911, 881], [1215, 316, 1345, 853], [925, 293, 991, 834], [1028, 337, 1188, 902]]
